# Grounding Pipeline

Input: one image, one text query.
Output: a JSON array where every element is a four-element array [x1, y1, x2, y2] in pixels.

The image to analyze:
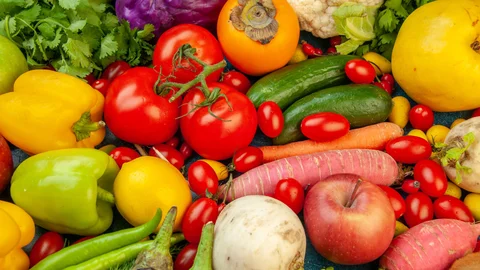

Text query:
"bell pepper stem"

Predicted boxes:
[[72, 112, 106, 142], [189, 222, 214, 270], [97, 186, 115, 205]]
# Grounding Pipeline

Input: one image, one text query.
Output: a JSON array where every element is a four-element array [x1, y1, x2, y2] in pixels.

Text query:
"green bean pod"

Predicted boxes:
[[190, 222, 214, 270]]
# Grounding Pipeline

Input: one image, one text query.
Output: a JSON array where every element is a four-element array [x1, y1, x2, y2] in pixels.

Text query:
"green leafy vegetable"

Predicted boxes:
[[0, 0, 155, 78], [437, 132, 475, 184]]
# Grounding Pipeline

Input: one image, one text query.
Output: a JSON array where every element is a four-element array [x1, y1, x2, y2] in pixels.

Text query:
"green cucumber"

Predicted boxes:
[[246, 55, 360, 110], [273, 84, 393, 145]]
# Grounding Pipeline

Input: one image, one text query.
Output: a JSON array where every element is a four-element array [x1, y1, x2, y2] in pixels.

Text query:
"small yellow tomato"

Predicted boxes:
[[444, 181, 462, 199], [0, 209, 21, 257], [394, 221, 409, 237], [388, 96, 411, 128], [288, 44, 308, 65], [407, 129, 428, 141], [0, 248, 29, 270], [0, 201, 35, 248], [199, 159, 229, 181], [114, 156, 192, 232], [450, 118, 466, 129], [464, 193, 480, 221], [426, 125, 450, 145], [363, 51, 392, 75]]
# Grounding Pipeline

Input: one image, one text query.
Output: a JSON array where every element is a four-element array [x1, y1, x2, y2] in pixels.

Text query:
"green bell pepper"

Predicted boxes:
[[10, 148, 120, 236]]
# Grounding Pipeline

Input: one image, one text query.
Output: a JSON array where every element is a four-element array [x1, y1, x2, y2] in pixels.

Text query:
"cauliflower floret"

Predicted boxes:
[[286, 0, 384, 38]]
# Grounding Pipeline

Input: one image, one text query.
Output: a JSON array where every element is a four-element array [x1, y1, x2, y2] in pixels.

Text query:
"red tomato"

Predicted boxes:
[[433, 195, 474, 222], [165, 136, 180, 149], [179, 142, 194, 159], [404, 192, 434, 228], [72, 236, 94, 245], [232, 146, 263, 173], [104, 67, 181, 145], [83, 73, 96, 85], [181, 198, 219, 244], [300, 112, 350, 142], [378, 185, 406, 219], [101, 60, 131, 81], [148, 144, 185, 170], [153, 24, 224, 83], [385, 136, 432, 164], [326, 47, 337, 54], [174, 243, 198, 270], [257, 101, 284, 138], [188, 161, 219, 197], [373, 81, 393, 95], [274, 178, 305, 214], [109, 147, 140, 168], [381, 73, 394, 86], [414, 160, 448, 197], [345, 59, 376, 84], [221, 71, 251, 94], [90, 79, 110, 97], [179, 82, 257, 160], [329, 36, 342, 46], [409, 105, 434, 132], [29, 232, 64, 267], [401, 179, 420, 194], [472, 108, 480, 118]]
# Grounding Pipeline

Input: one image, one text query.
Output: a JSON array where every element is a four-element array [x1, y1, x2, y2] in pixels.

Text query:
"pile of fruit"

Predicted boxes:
[[1, 0, 480, 269]]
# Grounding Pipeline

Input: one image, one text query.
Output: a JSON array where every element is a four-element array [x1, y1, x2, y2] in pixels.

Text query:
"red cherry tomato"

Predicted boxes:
[[326, 47, 337, 54], [345, 59, 376, 84], [274, 178, 305, 214], [83, 73, 96, 85], [301, 42, 316, 56], [179, 142, 193, 160], [29, 232, 64, 267], [381, 73, 394, 86], [101, 60, 131, 81], [433, 195, 474, 222], [232, 146, 264, 173], [221, 71, 251, 94], [378, 185, 406, 219], [373, 81, 393, 95], [300, 112, 350, 142], [181, 198, 219, 244], [90, 79, 110, 97], [409, 105, 434, 132], [313, 48, 323, 56], [165, 136, 180, 149], [148, 144, 185, 170], [109, 147, 140, 168], [401, 179, 420, 194], [329, 36, 342, 46], [257, 101, 284, 138], [188, 161, 219, 197], [72, 236, 94, 245], [174, 243, 198, 270], [414, 160, 448, 197], [217, 203, 226, 213], [385, 136, 432, 164], [472, 108, 480, 118], [404, 192, 434, 228]]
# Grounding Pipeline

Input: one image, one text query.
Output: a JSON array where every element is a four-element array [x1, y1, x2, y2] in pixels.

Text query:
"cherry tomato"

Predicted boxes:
[[472, 108, 480, 118], [101, 60, 131, 81], [257, 101, 284, 138], [414, 160, 448, 197], [329, 36, 342, 46], [301, 42, 316, 56], [83, 72, 96, 85], [409, 104, 434, 132], [148, 144, 185, 170], [378, 185, 406, 219], [179, 142, 193, 160], [401, 179, 420, 194], [433, 195, 474, 222], [313, 48, 323, 56], [345, 59, 376, 84], [300, 112, 350, 142], [181, 198, 219, 244], [373, 81, 392, 95], [404, 192, 434, 228], [109, 147, 140, 168], [29, 232, 64, 267], [274, 178, 305, 214], [232, 146, 264, 173], [72, 236, 94, 245], [381, 73, 394, 86], [385, 136, 432, 164], [90, 79, 110, 97], [326, 47, 337, 54], [174, 243, 198, 270], [221, 71, 251, 94], [188, 161, 219, 197], [217, 203, 226, 213], [165, 136, 180, 149]]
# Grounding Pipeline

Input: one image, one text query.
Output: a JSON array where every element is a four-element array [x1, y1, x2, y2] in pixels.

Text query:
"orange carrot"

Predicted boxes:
[[261, 122, 403, 162]]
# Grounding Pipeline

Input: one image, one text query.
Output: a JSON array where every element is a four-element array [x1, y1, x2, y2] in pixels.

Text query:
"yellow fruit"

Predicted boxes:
[[394, 221, 409, 237], [363, 51, 392, 76], [199, 159, 229, 181], [288, 44, 308, 65], [407, 129, 428, 141], [464, 193, 480, 221], [0, 209, 21, 257], [426, 125, 450, 145], [451, 118, 466, 129], [444, 181, 462, 199], [392, 0, 480, 112], [0, 248, 30, 270], [0, 35, 28, 95], [388, 96, 411, 128], [0, 201, 35, 248]]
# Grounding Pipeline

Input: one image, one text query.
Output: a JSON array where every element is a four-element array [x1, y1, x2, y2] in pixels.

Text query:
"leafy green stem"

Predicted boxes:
[[4, 16, 24, 48], [435, 132, 475, 184]]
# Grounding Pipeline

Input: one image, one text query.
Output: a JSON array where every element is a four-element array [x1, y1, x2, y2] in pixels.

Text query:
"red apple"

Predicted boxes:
[[304, 174, 396, 265], [0, 134, 13, 193]]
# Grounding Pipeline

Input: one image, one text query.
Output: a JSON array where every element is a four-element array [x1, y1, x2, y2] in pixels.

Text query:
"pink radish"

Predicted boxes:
[[220, 149, 398, 201], [379, 219, 480, 270]]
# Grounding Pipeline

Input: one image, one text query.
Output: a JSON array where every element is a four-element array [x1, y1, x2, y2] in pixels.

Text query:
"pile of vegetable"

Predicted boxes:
[[1, 0, 480, 269]]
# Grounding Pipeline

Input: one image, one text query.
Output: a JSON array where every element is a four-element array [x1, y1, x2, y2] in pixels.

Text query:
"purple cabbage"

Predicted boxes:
[[115, 0, 227, 38]]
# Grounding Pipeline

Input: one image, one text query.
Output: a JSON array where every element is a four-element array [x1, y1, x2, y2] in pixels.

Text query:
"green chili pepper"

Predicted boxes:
[[31, 209, 163, 270], [190, 222, 214, 270]]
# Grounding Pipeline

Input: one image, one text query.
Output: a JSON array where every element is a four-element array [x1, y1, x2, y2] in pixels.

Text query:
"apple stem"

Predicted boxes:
[[345, 179, 363, 208]]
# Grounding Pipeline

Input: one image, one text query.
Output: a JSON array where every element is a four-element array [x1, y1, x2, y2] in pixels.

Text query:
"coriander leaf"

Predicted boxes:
[[35, 35, 48, 60], [76, 4, 101, 26], [59, 0, 80, 10], [416, 0, 434, 7], [102, 13, 119, 29], [355, 44, 371, 56], [63, 38, 92, 68], [81, 24, 102, 50], [378, 9, 398, 32], [137, 24, 155, 40], [68, 19, 87, 33], [0, 17, 17, 37], [99, 33, 118, 59], [44, 28, 63, 49], [378, 32, 396, 45], [385, 0, 409, 18], [15, 4, 41, 24], [57, 62, 91, 78], [38, 22, 55, 39]]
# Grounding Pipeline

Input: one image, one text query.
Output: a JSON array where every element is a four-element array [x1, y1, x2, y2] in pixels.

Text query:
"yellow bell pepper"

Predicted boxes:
[[0, 70, 105, 155]]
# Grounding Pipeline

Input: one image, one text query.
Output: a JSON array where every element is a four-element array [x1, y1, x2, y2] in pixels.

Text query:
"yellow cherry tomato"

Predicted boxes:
[[444, 181, 462, 199], [394, 221, 409, 237], [451, 118, 466, 129], [363, 51, 392, 75], [199, 159, 229, 181], [0, 208, 21, 257], [464, 193, 480, 221], [407, 129, 428, 141], [426, 125, 450, 145], [0, 248, 29, 270], [114, 156, 192, 232], [388, 96, 411, 128], [288, 44, 308, 65]]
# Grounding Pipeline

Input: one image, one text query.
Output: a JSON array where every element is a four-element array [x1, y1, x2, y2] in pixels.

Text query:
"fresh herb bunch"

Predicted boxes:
[[0, 0, 155, 78], [355, 0, 435, 59]]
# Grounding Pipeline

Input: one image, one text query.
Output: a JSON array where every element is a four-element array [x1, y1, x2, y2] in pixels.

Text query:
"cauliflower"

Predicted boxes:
[[286, 0, 384, 39]]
